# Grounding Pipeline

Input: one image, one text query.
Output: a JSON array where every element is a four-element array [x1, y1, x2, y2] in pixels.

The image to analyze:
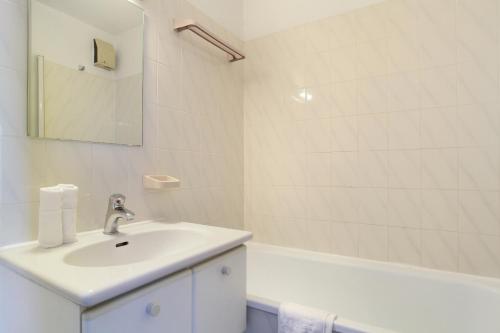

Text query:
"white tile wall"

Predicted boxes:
[[0, 0, 244, 246], [244, 0, 500, 279], [3, 0, 500, 281]]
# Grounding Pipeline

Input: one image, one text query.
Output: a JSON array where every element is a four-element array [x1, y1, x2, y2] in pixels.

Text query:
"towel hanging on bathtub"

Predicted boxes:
[[278, 302, 337, 333]]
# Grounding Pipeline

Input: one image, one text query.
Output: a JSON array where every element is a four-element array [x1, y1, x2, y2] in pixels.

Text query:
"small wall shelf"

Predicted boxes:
[[143, 175, 181, 190]]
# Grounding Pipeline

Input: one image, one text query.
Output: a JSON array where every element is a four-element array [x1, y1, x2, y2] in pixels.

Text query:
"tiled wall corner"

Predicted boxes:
[[243, 0, 500, 279]]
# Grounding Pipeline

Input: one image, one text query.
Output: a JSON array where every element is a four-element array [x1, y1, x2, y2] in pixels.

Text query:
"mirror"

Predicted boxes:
[[28, 0, 144, 146]]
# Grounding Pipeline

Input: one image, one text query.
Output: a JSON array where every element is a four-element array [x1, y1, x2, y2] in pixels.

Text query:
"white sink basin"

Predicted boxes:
[[0, 221, 252, 307], [64, 229, 207, 267]]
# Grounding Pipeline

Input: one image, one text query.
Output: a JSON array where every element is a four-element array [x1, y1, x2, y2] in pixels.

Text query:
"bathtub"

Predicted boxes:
[[245, 242, 500, 333]]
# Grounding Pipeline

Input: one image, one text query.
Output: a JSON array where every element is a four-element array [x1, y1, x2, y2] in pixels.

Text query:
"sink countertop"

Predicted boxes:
[[0, 221, 252, 307]]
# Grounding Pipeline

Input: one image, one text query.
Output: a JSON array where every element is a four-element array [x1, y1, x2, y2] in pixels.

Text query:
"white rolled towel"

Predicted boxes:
[[62, 209, 77, 243], [39, 186, 63, 211], [58, 184, 78, 209], [38, 208, 63, 249], [39, 186, 63, 248], [58, 184, 78, 243], [278, 303, 337, 333]]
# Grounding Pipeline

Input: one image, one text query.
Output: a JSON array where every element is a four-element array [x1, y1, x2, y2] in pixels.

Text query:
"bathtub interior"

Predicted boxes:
[[246, 243, 500, 333]]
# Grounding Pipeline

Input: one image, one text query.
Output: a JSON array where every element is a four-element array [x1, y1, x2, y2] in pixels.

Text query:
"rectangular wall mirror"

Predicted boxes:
[[28, 0, 144, 146]]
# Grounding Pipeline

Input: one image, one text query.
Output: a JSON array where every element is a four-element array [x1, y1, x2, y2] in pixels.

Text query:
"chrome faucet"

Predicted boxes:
[[103, 194, 135, 235]]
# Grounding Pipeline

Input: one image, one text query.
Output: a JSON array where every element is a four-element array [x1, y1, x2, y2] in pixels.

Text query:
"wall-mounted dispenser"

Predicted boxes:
[[93, 38, 116, 70]]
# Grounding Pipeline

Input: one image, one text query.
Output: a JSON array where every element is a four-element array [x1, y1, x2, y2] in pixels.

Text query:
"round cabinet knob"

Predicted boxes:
[[221, 266, 232, 276], [146, 303, 161, 317]]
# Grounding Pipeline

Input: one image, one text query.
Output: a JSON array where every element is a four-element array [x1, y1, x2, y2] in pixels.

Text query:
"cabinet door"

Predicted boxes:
[[82, 270, 191, 333], [193, 246, 246, 333]]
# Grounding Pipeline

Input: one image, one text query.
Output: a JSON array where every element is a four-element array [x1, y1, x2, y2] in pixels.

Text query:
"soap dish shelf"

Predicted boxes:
[[143, 175, 180, 189]]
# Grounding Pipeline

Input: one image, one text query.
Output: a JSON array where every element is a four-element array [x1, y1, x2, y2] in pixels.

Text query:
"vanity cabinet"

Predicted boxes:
[[82, 270, 192, 333], [0, 246, 247, 333], [193, 246, 246, 333]]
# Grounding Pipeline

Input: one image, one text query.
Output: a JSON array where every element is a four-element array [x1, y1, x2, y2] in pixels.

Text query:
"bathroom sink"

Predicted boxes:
[[0, 221, 252, 306], [64, 229, 207, 267]]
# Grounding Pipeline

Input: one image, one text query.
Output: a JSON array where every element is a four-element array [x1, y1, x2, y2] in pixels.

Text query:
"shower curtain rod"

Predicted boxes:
[[174, 19, 245, 62]]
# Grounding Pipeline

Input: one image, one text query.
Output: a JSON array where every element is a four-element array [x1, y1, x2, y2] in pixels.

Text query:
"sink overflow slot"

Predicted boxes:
[[116, 241, 129, 248]]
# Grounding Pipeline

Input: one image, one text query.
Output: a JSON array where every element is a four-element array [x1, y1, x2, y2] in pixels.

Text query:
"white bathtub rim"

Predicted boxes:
[[247, 294, 396, 333], [247, 294, 280, 315], [247, 241, 500, 294]]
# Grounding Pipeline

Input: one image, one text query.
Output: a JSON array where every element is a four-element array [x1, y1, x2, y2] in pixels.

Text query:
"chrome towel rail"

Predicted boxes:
[[174, 19, 245, 62]]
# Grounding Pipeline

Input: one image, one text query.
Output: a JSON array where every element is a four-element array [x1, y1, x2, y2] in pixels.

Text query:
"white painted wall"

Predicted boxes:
[[32, 1, 116, 78], [32, 1, 142, 78], [38, 0, 142, 34], [187, 0, 244, 39], [115, 26, 143, 79], [243, 0, 383, 40], [187, 0, 383, 40]]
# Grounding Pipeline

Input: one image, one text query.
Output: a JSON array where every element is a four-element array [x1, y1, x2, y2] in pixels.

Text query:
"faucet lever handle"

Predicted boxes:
[[109, 193, 126, 208], [103, 194, 135, 235]]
